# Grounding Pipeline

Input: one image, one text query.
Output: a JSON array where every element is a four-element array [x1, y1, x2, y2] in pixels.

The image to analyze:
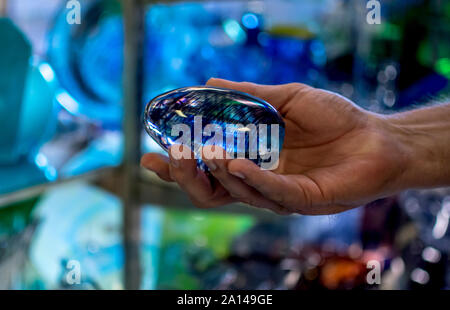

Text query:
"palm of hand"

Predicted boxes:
[[273, 85, 402, 209]]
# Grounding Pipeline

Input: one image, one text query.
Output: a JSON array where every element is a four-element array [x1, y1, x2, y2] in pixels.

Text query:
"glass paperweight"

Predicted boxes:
[[143, 86, 285, 171]]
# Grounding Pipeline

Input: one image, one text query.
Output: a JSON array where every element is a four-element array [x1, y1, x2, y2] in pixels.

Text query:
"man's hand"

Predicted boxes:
[[141, 78, 450, 215]]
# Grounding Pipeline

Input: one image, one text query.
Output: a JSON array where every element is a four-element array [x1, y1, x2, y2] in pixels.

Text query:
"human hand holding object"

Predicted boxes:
[[141, 78, 450, 215]]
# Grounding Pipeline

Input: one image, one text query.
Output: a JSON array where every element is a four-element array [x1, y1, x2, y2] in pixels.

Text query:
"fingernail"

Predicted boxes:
[[229, 171, 245, 180], [205, 160, 217, 171], [170, 157, 180, 168]]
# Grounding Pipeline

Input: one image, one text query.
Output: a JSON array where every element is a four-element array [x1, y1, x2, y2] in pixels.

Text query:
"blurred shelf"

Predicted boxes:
[[0, 163, 287, 220], [95, 166, 285, 220], [0, 167, 116, 208]]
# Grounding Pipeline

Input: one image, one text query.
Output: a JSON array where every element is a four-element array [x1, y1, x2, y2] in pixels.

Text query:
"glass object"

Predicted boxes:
[[47, 1, 326, 127], [0, 18, 57, 194], [143, 86, 285, 171]]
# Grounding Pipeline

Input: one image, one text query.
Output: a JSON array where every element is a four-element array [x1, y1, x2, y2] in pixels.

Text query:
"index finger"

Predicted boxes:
[[168, 144, 236, 208]]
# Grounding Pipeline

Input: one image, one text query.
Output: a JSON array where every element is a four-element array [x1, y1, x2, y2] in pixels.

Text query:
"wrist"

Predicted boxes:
[[380, 109, 450, 189]]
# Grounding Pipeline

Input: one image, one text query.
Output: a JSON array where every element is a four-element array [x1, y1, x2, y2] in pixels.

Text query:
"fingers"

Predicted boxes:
[[227, 158, 307, 211], [167, 144, 212, 198], [306, 204, 356, 216], [202, 146, 291, 215], [167, 145, 237, 209], [142, 146, 236, 209], [141, 153, 173, 182], [206, 77, 309, 110], [142, 150, 354, 215], [227, 158, 356, 215], [207, 161, 291, 215]]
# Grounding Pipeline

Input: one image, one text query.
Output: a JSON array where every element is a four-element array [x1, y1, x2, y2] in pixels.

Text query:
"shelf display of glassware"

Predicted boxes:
[[0, 0, 449, 290]]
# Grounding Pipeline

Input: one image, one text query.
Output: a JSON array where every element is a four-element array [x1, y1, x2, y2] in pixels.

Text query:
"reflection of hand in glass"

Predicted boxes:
[[141, 78, 450, 215]]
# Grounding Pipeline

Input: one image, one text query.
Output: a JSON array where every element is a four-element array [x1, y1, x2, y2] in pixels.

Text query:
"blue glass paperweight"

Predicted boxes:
[[143, 86, 285, 171]]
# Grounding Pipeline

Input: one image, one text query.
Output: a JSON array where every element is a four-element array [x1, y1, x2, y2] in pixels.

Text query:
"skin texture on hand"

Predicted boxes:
[[141, 78, 449, 215]]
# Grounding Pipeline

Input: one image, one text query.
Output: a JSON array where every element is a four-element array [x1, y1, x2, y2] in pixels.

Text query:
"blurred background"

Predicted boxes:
[[0, 0, 449, 290]]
